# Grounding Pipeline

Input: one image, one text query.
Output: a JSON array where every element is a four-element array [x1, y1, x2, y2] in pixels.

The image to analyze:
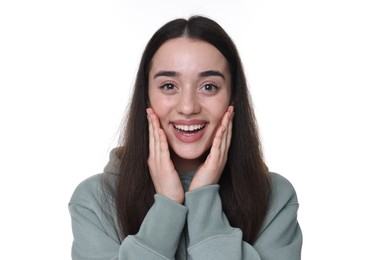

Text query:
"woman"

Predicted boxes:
[[69, 16, 302, 259]]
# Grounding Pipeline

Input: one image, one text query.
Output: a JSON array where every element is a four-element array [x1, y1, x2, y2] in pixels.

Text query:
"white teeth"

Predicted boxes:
[[174, 124, 204, 132]]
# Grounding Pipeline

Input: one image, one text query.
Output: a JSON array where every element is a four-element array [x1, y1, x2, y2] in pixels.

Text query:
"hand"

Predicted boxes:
[[147, 108, 184, 204], [189, 106, 234, 191]]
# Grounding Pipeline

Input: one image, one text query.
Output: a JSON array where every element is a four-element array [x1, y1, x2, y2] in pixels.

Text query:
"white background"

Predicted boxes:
[[1, 0, 389, 259]]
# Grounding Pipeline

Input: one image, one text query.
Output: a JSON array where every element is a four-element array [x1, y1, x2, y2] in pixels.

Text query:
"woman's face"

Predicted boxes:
[[148, 37, 231, 162]]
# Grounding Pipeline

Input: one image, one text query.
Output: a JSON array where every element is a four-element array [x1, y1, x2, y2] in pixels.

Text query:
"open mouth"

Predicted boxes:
[[173, 124, 206, 134]]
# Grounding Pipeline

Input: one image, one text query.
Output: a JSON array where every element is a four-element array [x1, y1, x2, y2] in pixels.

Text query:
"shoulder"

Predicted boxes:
[[260, 172, 300, 229], [268, 172, 299, 206], [69, 174, 106, 208], [257, 172, 300, 234], [69, 173, 118, 224], [69, 174, 122, 243], [255, 173, 303, 256], [71, 174, 101, 196]]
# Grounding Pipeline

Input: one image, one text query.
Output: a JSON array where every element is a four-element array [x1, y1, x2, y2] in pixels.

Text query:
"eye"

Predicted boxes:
[[160, 83, 175, 90], [201, 83, 219, 94], [159, 83, 178, 94]]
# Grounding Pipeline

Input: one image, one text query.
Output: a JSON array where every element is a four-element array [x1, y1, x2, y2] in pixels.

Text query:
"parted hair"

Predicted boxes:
[[106, 15, 271, 244]]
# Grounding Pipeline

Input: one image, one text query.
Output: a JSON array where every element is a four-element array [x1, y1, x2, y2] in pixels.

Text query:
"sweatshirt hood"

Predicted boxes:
[[103, 148, 121, 175]]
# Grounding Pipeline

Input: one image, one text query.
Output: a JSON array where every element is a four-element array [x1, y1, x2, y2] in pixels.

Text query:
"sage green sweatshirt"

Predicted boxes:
[[69, 149, 302, 259]]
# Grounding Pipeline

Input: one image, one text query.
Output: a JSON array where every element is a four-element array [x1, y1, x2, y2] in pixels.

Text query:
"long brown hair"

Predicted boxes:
[[107, 16, 270, 244]]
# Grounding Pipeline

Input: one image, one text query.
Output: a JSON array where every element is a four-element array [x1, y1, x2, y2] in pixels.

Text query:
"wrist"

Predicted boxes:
[[157, 189, 184, 204]]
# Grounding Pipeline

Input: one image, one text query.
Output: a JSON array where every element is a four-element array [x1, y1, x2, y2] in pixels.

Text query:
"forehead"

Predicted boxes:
[[150, 38, 229, 74]]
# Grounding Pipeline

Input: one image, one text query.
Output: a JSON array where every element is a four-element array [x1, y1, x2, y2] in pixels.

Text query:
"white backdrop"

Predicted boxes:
[[1, 0, 389, 259]]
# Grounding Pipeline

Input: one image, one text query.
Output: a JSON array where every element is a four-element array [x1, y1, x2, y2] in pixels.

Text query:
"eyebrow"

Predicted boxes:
[[153, 70, 181, 79], [199, 70, 225, 80], [153, 70, 225, 80]]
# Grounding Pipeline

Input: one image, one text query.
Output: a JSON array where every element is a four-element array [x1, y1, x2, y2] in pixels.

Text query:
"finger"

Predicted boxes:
[[147, 109, 158, 176], [158, 128, 171, 165], [208, 106, 232, 162], [148, 108, 172, 162], [223, 106, 234, 153], [225, 110, 234, 150], [208, 125, 225, 165], [151, 113, 162, 164], [219, 107, 233, 159], [147, 109, 155, 159], [148, 108, 163, 170], [147, 109, 159, 186], [150, 111, 173, 171]]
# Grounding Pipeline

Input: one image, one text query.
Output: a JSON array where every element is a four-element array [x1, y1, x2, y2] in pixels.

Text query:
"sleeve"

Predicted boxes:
[[69, 179, 188, 260], [184, 185, 260, 259], [253, 173, 303, 260], [184, 179, 302, 260], [253, 203, 302, 260]]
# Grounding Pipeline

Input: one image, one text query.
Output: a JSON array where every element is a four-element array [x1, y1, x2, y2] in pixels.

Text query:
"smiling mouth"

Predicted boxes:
[[173, 124, 206, 134]]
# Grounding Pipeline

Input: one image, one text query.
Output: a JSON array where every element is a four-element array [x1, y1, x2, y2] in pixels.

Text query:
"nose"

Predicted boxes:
[[176, 88, 201, 115]]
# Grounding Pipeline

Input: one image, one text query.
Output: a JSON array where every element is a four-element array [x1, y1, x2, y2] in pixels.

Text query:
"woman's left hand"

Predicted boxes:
[[189, 106, 234, 191]]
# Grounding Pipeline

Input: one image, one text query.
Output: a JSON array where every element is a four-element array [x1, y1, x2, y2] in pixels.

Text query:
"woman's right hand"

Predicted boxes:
[[147, 108, 184, 204]]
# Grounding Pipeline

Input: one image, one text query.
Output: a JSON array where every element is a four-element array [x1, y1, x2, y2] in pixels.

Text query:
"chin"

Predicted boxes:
[[174, 151, 204, 160], [171, 145, 210, 161]]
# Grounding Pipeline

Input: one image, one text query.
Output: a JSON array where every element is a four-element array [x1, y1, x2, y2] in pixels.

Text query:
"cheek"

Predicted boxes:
[[214, 113, 226, 131], [206, 100, 229, 123], [149, 98, 172, 123]]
